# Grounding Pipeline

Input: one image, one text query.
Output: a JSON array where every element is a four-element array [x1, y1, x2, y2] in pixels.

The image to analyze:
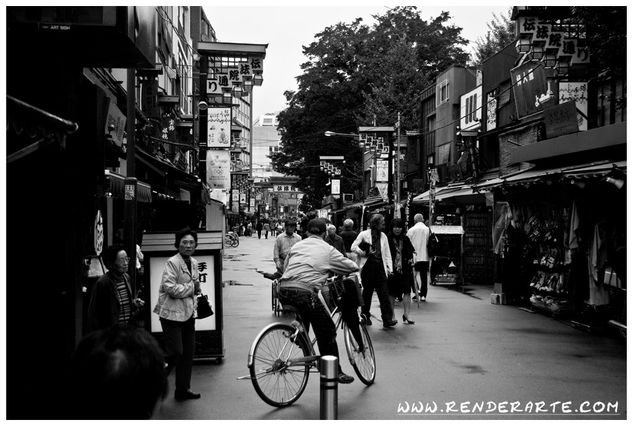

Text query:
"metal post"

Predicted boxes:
[[124, 67, 137, 289], [320, 355, 338, 420], [394, 112, 401, 218]]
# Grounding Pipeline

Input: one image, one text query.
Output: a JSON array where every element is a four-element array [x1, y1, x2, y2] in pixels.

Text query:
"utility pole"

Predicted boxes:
[[394, 112, 401, 218]]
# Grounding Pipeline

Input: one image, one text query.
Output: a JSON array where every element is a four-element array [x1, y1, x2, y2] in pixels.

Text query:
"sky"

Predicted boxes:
[[204, 2, 513, 120]]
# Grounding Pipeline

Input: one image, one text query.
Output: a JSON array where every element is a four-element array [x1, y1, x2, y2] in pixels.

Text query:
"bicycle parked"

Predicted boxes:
[[247, 273, 376, 407], [225, 231, 239, 248]]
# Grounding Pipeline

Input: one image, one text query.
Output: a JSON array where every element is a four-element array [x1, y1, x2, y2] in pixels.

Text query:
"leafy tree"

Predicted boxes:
[[272, 7, 469, 208], [472, 8, 515, 66], [569, 6, 626, 76]]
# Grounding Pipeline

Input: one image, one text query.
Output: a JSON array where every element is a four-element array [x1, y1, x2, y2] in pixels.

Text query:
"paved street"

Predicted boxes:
[[155, 235, 626, 420]]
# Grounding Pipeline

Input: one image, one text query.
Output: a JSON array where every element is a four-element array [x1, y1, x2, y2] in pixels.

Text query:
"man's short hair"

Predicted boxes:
[[326, 224, 336, 232], [343, 218, 354, 229], [70, 324, 168, 419], [307, 218, 327, 235], [414, 213, 425, 223]]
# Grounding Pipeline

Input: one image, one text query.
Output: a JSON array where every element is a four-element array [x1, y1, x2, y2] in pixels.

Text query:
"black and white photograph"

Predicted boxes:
[[3, 1, 627, 421]]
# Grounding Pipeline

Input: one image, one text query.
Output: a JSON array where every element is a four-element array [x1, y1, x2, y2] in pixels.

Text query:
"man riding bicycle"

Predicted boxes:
[[278, 218, 359, 384]]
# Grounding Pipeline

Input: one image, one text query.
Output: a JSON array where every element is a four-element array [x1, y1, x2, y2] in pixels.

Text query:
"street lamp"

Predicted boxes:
[[324, 131, 359, 138]]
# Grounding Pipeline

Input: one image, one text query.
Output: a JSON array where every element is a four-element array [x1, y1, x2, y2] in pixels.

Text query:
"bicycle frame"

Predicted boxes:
[[247, 288, 345, 372]]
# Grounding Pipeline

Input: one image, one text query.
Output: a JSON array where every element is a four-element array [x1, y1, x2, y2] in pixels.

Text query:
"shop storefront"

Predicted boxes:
[[480, 161, 626, 333]]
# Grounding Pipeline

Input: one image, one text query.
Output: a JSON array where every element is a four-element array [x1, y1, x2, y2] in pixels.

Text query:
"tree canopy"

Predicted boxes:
[[472, 9, 515, 66], [272, 6, 469, 209]]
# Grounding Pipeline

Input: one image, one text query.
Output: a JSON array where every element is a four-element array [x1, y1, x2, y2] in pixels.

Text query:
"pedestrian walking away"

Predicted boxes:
[[407, 213, 431, 301], [153, 227, 202, 402], [351, 214, 397, 328], [387, 218, 416, 324], [256, 220, 263, 239], [273, 218, 302, 273], [277, 218, 360, 384], [340, 218, 359, 264], [264, 221, 270, 239]]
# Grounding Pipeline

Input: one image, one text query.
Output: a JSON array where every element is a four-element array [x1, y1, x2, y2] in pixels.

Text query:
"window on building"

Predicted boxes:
[[437, 143, 451, 165], [427, 153, 435, 167], [436, 80, 449, 106]]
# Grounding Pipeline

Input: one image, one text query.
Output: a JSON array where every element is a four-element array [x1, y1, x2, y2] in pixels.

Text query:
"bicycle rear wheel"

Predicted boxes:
[[343, 321, 376, 385], [249, 323, 312, 407]]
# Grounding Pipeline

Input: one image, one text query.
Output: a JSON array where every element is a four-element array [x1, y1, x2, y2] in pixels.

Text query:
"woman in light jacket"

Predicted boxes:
[[351, 214, 397, 328], [153, 227, 202, 401]]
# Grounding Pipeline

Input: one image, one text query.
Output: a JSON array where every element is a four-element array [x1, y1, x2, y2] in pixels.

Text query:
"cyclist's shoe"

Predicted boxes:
[[338, 372, 355, 384], [383, 319, 398, 328], [361, 314, 372, 326]]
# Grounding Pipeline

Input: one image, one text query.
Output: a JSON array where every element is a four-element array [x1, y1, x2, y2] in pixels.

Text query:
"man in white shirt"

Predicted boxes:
[[406, 213, 431, 301], [273, 219, 302, 273]]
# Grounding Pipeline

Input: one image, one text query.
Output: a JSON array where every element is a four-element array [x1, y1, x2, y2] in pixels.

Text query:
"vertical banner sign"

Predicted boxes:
[[207, 107, 231, 148], [331, 179, 340, 196], [206, 150, 230, 205], [375, 160, 389, 182], [486, 92, 497, 132], [149, 255, 216, 332], [558, 82, 588, 131], [510, 61, 552, 118]]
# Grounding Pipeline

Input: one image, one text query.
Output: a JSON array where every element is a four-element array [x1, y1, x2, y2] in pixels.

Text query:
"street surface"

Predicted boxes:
[[155, 235, 626, 420]]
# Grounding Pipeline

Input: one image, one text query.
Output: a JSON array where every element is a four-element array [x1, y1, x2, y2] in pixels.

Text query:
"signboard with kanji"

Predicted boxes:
[[559, 82, 588, 131], [376, 160, 389, 182], [207, 107, 231, 148], [510, 60, 555, 118], [206, 150, 231, 191], [331, 179, 340, 196]]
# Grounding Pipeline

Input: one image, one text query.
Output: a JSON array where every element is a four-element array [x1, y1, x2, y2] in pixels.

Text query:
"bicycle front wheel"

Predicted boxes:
[[249, 323, 312, 407], [344, 321, 376, 385]]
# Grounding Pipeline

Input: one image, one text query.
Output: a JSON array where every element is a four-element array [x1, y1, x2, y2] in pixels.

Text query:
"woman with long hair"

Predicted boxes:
[[387, 218, 416, 324]]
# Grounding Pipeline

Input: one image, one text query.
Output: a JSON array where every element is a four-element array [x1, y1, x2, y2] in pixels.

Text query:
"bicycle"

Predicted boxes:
[[225, 231, 240, 248], [246, 274, 376, 407]]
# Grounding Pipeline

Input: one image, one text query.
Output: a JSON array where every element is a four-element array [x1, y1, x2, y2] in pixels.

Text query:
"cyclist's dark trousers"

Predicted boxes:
[[278, 287, 339, 365], [361, 259, 393, 323], [341, 279, 364, 351]]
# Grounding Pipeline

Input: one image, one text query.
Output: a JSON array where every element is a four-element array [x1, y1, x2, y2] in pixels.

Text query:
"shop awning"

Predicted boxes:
[[430, 225, 464, 235], [472, 160, 626, 191], [105, 170, 152, 203], [412, 184, 482, 204]]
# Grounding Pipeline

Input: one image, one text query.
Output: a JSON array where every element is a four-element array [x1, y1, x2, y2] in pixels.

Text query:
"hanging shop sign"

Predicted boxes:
[[207, 107, 231, 148], [543, 100, 579, 139], [331, 178, 340, 196], [375, 160, 389, 182], [105, 100, 126, 146], [375, 182, 389, 202], [93, 210, 104, 256], [510, 60, 556, 118], [206, 150, 231, 192], [558, 82, 588, 131], [486, 91, 497, 132]]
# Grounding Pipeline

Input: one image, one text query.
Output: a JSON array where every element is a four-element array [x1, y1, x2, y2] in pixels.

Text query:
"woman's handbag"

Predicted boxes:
[[196, 293, 214, 319]]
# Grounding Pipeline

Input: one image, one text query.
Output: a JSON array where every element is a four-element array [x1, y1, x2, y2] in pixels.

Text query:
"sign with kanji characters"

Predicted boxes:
[[543, 100, 579, 139], [207, 107, 231, 148], [510, 60, 554, 118], [93, 210, 103, 255], [331, 178, 340, 196], [486, 91, 497, 131], [206, 150, 231, 191], [250, 57, 263, 73], [148, 255, 216, 332], [559, 82, 588, 131], [376, 160, 389, 182]]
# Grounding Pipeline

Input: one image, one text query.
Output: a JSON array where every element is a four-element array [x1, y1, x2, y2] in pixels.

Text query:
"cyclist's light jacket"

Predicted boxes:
[[279, 235, 359, 291]]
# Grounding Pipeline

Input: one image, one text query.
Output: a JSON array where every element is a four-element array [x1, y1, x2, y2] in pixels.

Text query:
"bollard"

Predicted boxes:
[[319, 355, 338, 420]]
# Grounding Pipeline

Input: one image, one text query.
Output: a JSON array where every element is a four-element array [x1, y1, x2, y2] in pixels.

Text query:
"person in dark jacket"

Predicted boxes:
[[88, 245, 144, 331], [256, 220, 263, 239], [387, 218, 416, 324], [325, 224, 346, 256]]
